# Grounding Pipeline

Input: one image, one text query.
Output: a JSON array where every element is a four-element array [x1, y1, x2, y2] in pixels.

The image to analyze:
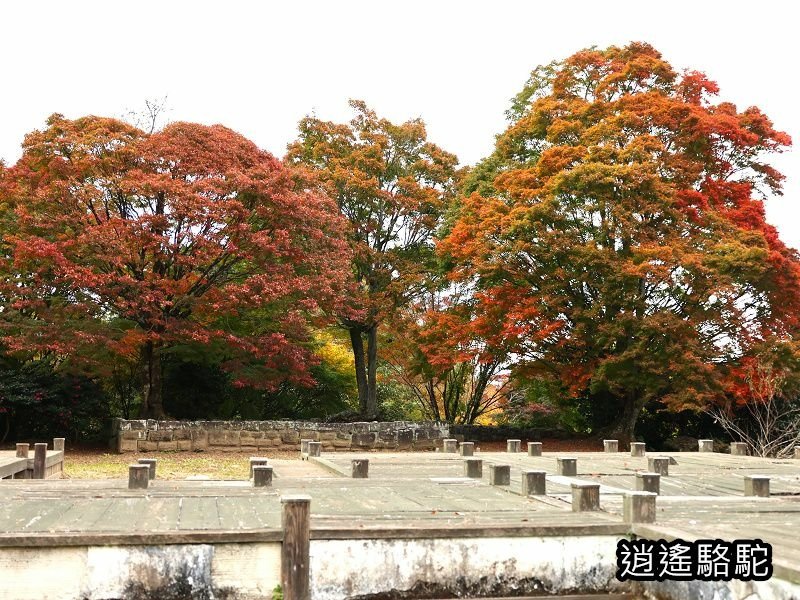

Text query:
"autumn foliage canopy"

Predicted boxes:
[[0, 115, 351, 417], [439, 42, 799, 439], [0, 42, 797, 438], [287, 101, 459, 417]]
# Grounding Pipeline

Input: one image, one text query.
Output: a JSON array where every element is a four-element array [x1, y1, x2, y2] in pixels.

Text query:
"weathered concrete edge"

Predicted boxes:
[[0, 522, 631, 548], [0, 457, 28, 478], [0, 529, 284, 548], [1, 450, 64, 480], [632, 523, 800, 585], [310, 523, 630, 540], [309, 455, 349, 477], [26, 450, 64, 470]]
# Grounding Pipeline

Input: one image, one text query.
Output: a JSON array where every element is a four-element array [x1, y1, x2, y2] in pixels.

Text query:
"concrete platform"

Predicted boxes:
[[1, 450, 799, 599]]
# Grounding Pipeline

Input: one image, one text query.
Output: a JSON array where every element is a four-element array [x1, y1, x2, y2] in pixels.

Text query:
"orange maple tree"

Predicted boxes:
[[442, 43, 800, 441], [287, 101, 459, 417], [0, 115, 351, 418]]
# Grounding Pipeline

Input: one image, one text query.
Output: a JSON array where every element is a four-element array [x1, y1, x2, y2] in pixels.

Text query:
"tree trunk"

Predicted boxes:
[[464, 363, 492, 425], [349, 327, 369, 414], [139, 341, 167, 419], [606, 390, 646, 446], [366, 324, 378, 418], [426, 380, 441, 421], [0, 413, 9, 444]]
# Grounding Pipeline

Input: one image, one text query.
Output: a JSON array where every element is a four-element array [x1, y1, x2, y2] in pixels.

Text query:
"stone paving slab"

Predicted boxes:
[[2, 448, 800, 585]]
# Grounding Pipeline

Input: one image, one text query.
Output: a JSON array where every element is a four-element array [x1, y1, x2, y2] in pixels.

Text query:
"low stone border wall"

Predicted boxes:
[[452, 424, 579, 442], [113, 419, 450, 453]]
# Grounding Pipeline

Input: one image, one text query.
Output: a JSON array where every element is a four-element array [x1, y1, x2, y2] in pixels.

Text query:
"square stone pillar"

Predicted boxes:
[[489, 464, 511, 486], [527, 442, 542, 456], [571, 483, 600, 512], [522, 470, 546, 496], [557, 457, 577, 476], [624, 492, 656, 523]]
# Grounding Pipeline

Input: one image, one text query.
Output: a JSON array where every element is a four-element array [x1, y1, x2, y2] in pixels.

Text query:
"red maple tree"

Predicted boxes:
[[0, 114, 352, 417]]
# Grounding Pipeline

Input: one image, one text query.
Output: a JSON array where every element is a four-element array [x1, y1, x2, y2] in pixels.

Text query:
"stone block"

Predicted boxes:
[[557, 457, 577, 476], [378, 429, 398, 443], [209, 430, 240, 446], [397, 429, 413, 449], [352, 432, 377, 448], [351, 459, 369, 478], [571, 483, 600, 512], [522, 471, 546, 496], [464, 459, 483, 478], [177, 440, 193, 451], [648, 457, 670, 476], [128, 464, 149, 489], [414, 429, 430, 441], [698, 439, 714, 452], [157, 441, 178, 452], [157, 420, 182, 430], [374, 439, 398, 450], [239, 431, 265, 445], [138, 440, 158, 452], [148, 430, 173, 442], [299, 430, 320, 441], [253, 465, 273, 487], [630, 442, 646, 457], [730, 442, 748, 456], [624, 492, 656, 523], [280, 431, 300, 444], [636, 472, 660, 494], [412, 440, 435, 450], [118, 437, 138, 453], [172, 429, 192, 441], [137, 458, 157, 479], [192, 433, 209, 450], [489, 464, 511, 486], [744, 475, 769, 497], [249, 457, 270, 479]]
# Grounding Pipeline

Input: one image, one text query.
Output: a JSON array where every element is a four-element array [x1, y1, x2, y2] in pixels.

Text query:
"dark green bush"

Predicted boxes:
[[0, 359, 110, 443]]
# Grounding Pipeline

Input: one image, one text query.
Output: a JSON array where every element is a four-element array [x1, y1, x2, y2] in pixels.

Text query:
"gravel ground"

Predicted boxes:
[[2, 437, 602, 480]]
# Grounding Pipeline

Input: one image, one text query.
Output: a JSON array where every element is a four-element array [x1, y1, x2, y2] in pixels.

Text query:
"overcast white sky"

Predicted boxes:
[[2, 1, 797, 247]]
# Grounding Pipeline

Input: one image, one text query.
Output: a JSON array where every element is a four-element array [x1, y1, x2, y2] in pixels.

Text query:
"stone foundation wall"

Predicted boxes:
[[113, 419, 450, 453], [451, 424, 579, 443]]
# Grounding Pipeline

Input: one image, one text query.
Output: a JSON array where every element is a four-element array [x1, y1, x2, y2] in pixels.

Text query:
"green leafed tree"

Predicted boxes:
[[287, 101, 459, 417]]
